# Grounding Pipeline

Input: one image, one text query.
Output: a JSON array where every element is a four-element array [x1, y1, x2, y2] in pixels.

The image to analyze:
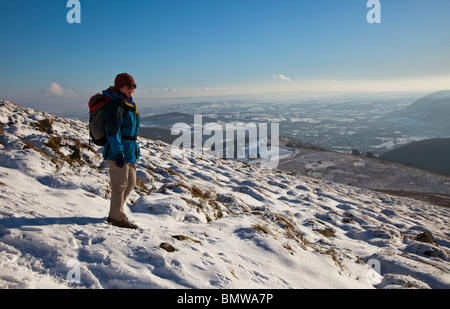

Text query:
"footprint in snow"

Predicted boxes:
[[78, 247, 111, 265]]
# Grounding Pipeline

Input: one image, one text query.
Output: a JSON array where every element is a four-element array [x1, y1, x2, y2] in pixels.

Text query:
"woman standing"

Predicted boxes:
[[102, 73, 140, 229]]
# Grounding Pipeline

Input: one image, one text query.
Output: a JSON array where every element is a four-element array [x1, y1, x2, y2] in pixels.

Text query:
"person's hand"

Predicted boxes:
[[116, 154, 125, 168]]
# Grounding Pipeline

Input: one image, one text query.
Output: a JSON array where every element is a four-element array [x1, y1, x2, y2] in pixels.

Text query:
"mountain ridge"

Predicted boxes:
[[380, 138, 450, 177], [396, 90, 450, 130]]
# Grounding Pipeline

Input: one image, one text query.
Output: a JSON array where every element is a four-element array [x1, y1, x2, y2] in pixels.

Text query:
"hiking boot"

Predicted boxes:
[[107, 217, 138, 229]]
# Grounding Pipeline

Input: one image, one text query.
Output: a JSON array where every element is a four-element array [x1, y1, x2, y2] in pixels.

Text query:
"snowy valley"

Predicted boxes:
[[0, 100, 449, 289]]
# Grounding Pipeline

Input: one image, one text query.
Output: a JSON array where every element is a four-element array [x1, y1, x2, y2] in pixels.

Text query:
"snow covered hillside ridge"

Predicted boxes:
[[0, 99, 449, 289]]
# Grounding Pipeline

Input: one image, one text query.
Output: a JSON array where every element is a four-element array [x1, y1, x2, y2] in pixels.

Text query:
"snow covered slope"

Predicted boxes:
[[0, 100, 449, 289], [278, 148, 450, 195]]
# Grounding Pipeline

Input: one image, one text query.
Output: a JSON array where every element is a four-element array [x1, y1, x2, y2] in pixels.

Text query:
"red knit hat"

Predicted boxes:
[[114, 73, 136, 90]]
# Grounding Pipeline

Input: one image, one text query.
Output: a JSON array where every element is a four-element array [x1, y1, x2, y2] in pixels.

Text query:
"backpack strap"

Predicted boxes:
[[122, 136, 138, 141]]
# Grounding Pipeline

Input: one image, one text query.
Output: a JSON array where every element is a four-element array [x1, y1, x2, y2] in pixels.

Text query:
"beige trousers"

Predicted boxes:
[[107, 160, 136, 221]]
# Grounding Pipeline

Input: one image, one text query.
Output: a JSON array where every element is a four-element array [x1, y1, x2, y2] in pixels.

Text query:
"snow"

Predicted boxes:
[[278, 149, 450, 194], [0, 100, 449, 289]]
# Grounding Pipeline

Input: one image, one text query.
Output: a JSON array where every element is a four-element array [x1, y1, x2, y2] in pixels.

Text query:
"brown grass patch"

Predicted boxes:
[[251, 224, 272, 236]]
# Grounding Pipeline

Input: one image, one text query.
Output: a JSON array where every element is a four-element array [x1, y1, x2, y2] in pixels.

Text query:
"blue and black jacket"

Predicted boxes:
[[102, 86, 140, 164]]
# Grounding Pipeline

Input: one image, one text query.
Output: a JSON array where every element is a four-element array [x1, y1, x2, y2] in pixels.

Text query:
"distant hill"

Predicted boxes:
[[139, 126, 177, 144], [397, 90, 450, 130], [279, 136, 324, 151], [380, 138, 450, 177]]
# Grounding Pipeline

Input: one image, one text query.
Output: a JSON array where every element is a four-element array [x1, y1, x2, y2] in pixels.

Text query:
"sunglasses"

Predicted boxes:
[[126, 84, 137, 90]]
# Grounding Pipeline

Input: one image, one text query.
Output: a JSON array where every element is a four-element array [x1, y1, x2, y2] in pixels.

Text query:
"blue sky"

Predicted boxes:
[[1, 0, 450, 107]]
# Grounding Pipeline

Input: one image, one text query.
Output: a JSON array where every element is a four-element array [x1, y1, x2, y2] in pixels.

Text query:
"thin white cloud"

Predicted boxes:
[[47, 82, 65, 96], [141, 88, 177, 94], [272, 74, 291, 82], [44, 82, 75, 96]]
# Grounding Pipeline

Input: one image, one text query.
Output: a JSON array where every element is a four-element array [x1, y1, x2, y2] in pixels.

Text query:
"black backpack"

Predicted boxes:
[[88, 93, 110, 146]]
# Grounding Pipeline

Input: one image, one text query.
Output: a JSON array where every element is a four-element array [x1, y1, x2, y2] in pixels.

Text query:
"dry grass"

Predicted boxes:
[[171, 235, 202, 244], [282, 243, 295, 255], [325, 248, 347, 274], [261, 212, 312, 250], [135, 177, 152, 195], [45, 136, 92, 167], [251, 224, 272, 236], [36, 118, 53, 134], [314, 228, 336, 238], [160, 181, 226, 222], [21, 135, 96, 170]]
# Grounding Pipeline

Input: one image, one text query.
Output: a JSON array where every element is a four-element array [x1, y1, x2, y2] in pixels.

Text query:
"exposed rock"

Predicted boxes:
[[414, 232, 438, 246], [159, 242, 177, 252]]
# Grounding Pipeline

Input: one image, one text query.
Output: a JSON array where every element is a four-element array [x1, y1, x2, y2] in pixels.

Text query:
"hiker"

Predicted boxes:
[[102, 73, 140, 229]]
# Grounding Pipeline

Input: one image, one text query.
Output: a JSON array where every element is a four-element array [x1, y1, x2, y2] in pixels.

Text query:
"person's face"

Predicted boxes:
[[119, 84, 136, 98]]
